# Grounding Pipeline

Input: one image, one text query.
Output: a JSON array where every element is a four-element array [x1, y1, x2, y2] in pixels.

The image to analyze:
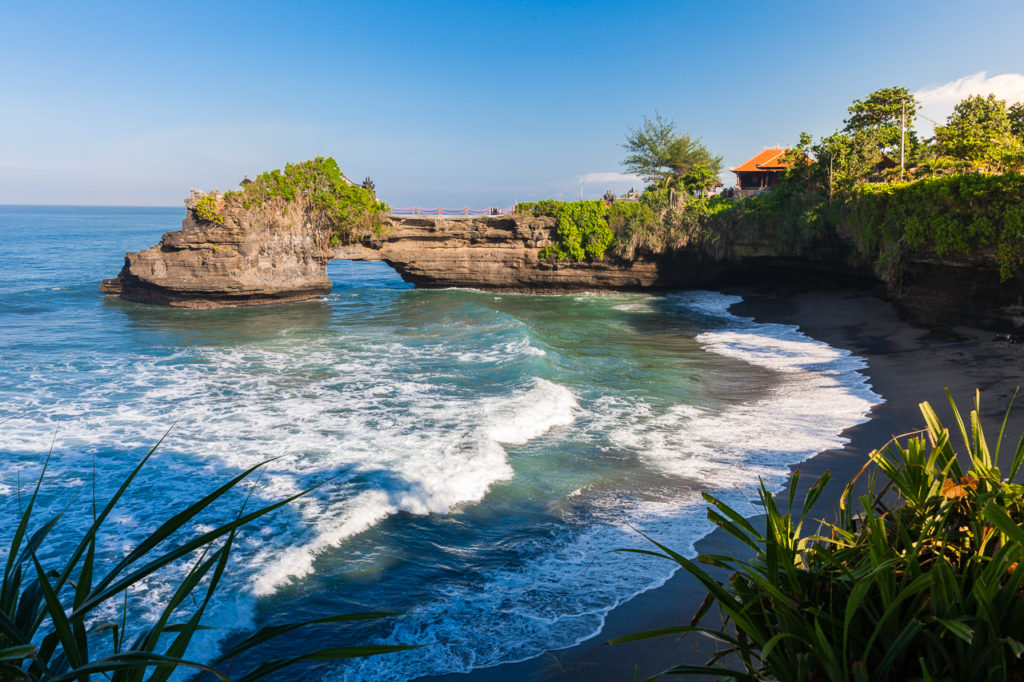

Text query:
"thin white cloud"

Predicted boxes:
[[572, 171, 644, 200], [578, 171, 643, 185], [915, 71, 1024, 135]]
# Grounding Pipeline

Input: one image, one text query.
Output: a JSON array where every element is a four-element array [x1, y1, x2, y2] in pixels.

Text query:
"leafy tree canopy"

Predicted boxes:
[[843, 86, 920, 158], [934, 94, 1016, 170], [621, 113, 722, 193], [813, 128, 887, 195], [1009, 101, 1024, 140]]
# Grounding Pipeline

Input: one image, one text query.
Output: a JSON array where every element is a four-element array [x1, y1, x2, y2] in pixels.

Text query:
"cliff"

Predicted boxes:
[[101, 194, 676, 307], [101, 190, 1024, 333], [101, 190, 334, 307], [335, 215, 665, 292]]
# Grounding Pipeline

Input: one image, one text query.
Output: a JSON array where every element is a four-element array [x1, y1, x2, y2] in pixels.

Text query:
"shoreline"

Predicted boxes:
[[425, 288, 1024, 681]]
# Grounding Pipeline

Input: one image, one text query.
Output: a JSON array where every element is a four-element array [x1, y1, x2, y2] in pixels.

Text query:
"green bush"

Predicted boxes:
[[519, 200, 615, 261], [556, 201, 614, 260], [836, 173, 1024, 281], [194, 195, 224, 225], [231, 157, 390, 245], [521, 195, 722, 262], [515, 199, 564, 217], [612, 390, 1024, 680], [0, 436, 413, 680]]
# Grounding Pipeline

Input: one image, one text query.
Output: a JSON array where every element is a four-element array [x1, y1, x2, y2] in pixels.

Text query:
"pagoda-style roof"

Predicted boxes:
[[730, 147, 793, 173]]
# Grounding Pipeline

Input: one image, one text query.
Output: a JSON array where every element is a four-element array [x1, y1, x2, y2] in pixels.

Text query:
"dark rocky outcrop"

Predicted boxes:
[[101, 194, 677, 307], [101, 190, 1024, 333], [333, 215, 666, 292], [102, 191, 334, 307]]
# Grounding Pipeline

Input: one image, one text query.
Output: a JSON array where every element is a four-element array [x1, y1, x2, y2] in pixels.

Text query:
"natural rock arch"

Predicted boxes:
[[100, 192, 668, 308]]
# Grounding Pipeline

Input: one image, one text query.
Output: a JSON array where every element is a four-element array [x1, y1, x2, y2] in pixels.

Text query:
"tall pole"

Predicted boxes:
[[579, 182, 584, 201], [900, 99, 906, 182]]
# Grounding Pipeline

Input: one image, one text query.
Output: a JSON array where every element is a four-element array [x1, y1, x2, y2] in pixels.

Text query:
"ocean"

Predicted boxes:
[[0, 205, 881, 679]]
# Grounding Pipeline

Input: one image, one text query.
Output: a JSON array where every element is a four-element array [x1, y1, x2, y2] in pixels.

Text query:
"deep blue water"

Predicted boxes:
[[0, 205, 880, 679]]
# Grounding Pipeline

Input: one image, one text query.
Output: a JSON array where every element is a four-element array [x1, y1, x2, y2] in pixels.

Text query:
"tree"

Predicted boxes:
[[621, 113, 722, 192], [782, 131, 816, 187], [1010, 101, 1024, 140], [843, 86, 920, 163], [934, 94, 1015, 171], [812, 128, 886, 197], [679, 163, 720, 197]]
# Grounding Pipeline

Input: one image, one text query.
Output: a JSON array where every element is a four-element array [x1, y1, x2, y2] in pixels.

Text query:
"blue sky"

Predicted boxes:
[[2, 0, 1023, 207]]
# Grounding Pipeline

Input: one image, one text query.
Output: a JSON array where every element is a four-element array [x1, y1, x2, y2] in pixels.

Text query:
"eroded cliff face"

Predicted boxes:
[[101, 195, 673, 308], [101, 191, 1024, 333], [891, 253, 1024, 331], [335, 215, 666, 291], [101, 191, 335, 307]]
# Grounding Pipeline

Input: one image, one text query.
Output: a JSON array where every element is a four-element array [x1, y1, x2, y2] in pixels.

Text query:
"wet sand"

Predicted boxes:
[[427, 289, 1024, 681]]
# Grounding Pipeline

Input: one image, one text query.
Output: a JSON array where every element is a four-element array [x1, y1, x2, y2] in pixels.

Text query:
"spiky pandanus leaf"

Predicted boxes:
[[0, 434, 413, 680], [610, 389, 1024, 681]]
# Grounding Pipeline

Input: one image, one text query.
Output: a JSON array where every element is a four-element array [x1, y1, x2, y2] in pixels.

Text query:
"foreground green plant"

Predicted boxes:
[[612, 390, 1024, 681], [0, 435, 413, 681]]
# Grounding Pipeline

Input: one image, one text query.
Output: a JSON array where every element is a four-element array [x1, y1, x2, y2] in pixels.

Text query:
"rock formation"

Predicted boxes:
[[101, 189, 1024, 333], [334, 215, 666, 292], [101, 191, 334, 307], [101, 193, 677, 308]]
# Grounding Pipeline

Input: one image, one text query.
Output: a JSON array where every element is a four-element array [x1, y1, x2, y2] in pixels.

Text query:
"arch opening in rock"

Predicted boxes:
[[326, 259, 412, 293]]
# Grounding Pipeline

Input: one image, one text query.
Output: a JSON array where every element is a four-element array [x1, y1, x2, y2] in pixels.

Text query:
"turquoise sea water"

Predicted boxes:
[[0, 205, 881, 679]]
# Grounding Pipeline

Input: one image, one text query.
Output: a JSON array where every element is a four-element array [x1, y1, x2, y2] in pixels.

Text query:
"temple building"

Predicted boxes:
[[730, 147, 797, 196]]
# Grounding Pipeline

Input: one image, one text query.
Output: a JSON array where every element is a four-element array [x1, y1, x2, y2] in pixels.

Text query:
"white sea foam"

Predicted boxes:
[[337, 291, 883, 680], [1, 287, 881, 681], [611, 300, 656, 313], [0, 321, 576, 665]]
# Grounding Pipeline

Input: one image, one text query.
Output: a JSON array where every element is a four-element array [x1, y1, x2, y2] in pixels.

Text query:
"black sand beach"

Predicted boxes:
[[428, 288, 1024, 682]]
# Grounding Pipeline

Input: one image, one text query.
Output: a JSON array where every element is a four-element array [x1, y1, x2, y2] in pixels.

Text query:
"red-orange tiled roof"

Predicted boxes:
[[729, 147, 793, 173]]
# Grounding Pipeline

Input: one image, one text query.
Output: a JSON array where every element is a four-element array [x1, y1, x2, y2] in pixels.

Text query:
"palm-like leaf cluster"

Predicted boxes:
[[613, 390, 1024, 681], [0, 435, 413, 681]]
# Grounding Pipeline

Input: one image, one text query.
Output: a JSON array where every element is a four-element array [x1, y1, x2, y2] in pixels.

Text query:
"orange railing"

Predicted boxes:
[[389, 206, 516, 216]]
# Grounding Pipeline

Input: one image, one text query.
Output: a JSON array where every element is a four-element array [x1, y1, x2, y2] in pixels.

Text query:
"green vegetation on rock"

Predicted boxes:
[[518, 199, 671, 262], [838, 173, 1024, 281], [225, 157, 390, 245], [194, 194, 224, 225], [518, 200, 615, 261], [688, 87, 1024, 282], [519, 89, 1024, 282], [517, 114, 730, 263]]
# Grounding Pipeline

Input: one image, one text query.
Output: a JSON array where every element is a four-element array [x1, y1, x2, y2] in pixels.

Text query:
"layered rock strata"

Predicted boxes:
[[101, 191, 334, 307], [335, 216, 665, 292], [101, 194, 677, 308], [101, 191, 1024, 333]]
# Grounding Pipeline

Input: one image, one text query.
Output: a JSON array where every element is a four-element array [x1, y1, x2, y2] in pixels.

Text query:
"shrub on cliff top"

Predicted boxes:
[[525, 200, 615, 261], [230, 157, 390, 245], [834, 172, 1024, 282], [614, 390, 1024, 681], [194, 194, 224, 225], [520, 195, 719, 262]]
